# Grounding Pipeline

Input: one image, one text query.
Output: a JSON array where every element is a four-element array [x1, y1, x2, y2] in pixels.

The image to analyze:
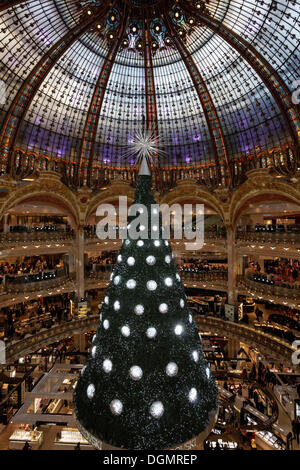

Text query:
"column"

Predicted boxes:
[[227, 226, 237, 307], [75, 226, 85, 300], [73, 334, 86, 353], [3, 214, 8, 233], [227, 338, 240, 358]]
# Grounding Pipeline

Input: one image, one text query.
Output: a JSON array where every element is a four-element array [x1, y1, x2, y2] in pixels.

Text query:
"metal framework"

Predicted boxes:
[[0, 3, 111, 175], [0, 0, 27, 12], [143, 20, 160, 169], [79, 6, 129, 183], [180, 0, 300, 151], [163, 11, 230, 183]]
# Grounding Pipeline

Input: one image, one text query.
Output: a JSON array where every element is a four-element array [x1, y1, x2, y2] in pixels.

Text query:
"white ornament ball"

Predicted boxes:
[[192, 351, 199, 362], [165, 241, 169, 246], [110, 399, 123, 416], [174, 324, 183, 336], [146, 255, 156, 266], [129, 365, 143, 381], [81, 366, 87, 376], [117, 255, 122, 263], [166, 362, 178, 377], [189, 388, 197, 403], [150, 401, 164, 418], [103, 319, 110, 330], [206, 367, 211, 379], [103, 359, 113, 373], [146, 327, 157, 339], [104, 296, 109, 305], [91, 346, 97, 358], [165, 255, 171, 264], [114, 301, 120, 311], [147, 280, 157, 291], [87, 384, 95, 399], [126, 279, 136, 289], [114, 275, 120, 286], [127, 257, 135, 266], [180, 299, 185, 308], [159, 303, 168, 314], [164, 277, 173, 287], [137, 240, 144, 247], [134, 304, 144, 315], [154, 240, 160, 247], [121, 325, 130, 337]]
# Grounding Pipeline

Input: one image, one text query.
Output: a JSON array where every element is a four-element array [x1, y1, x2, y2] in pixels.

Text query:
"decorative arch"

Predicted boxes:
[[230, 173, 300, 229], [0, 180, 81, 227], [85, 181, 135, 224], [160, 180, 226, 222]]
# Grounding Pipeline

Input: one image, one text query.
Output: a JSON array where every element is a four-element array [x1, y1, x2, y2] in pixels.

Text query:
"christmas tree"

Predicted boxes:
[[74, 154, 218, 450]]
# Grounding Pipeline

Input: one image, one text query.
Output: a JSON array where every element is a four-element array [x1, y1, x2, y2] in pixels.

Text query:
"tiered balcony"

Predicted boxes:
[[4, 314, 298, 370]]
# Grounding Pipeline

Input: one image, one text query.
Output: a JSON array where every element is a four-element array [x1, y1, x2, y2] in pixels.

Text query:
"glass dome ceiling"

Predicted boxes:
[[0, 0, 298, 175]]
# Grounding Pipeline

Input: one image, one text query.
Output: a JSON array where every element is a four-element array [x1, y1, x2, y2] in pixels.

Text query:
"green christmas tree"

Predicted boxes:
[[74, 156, 218, 450]]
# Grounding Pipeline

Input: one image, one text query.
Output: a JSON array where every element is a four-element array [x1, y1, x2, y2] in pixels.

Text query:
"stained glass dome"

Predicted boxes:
[[0, 0, 298, 185]]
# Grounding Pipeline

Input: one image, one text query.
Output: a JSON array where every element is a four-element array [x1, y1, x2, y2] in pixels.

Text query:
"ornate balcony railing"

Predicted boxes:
[[3, 143, 297, 191], [196, 316, 298, 368], [1, 272, 75, 297], [238, 274, 300, 302], [236, 229, 300, 245], [4, 314, 298, 369], [85, 267, 228, 284], [84, 230, 227, 242], [5, 315, 98, 362], [179, 270, 228, 282], [0, 231, 75, 245]]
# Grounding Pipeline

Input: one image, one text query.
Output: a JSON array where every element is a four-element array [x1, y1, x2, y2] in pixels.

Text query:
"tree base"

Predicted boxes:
[[76, 407, 218, 451]]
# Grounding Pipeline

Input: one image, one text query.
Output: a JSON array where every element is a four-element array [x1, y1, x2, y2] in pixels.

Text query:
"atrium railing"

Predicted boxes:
[[236, 229, 300, 244], [84, 229, 227, 242], [196, 316, 297, 368], [4, 314, 298, 367], [85, 267, 228, 284], [2, 270, 75, 294], [179, 270, 228, 282], [0, 230, 75, 244], [5, 315, 97, 362], [5, 144, 297, 190], [238, 274, 300, 300]]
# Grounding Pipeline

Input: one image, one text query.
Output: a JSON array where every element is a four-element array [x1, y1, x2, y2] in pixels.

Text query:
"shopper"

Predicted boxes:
[[22, 441, 32, 451]]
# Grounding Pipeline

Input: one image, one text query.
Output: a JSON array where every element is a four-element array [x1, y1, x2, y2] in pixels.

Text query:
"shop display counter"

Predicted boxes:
[[53, 428, 94, 450], [256, 430, 286, 450], [9, 429, 43, 450]]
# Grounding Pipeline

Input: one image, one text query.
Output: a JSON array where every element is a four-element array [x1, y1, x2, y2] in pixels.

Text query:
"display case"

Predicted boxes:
[[9, 428, 43, 450], [256, 430, 286, 451], [53, 428, 94, 450]]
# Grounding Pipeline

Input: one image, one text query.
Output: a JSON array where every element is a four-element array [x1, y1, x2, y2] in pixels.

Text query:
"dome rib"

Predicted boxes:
[[0, 0, 26, 13], [0, 1, 111, 176], [79, 1, 130, 184], [143, 18, 160, 169], [163, 9, 230, 185], [180, 0, 300, 151]]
